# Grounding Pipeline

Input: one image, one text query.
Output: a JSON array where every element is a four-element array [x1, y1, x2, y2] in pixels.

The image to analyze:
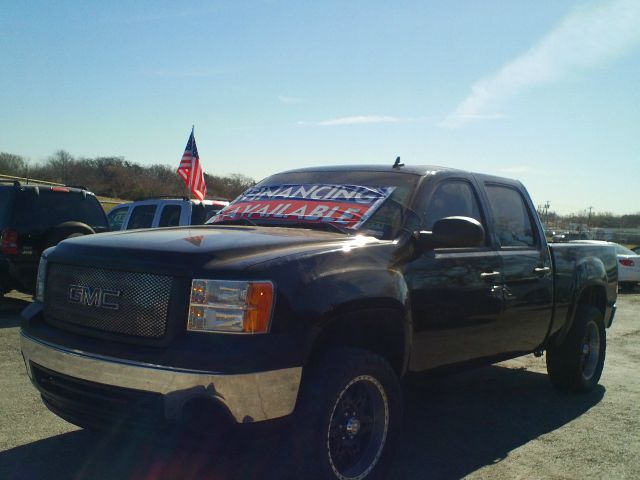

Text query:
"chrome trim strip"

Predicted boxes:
[[21, 332, 301, 423]]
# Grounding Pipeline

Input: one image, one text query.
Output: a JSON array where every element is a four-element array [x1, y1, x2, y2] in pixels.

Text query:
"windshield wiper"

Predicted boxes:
[[210, 218, 258, 226], [272, 221, 351, 235]]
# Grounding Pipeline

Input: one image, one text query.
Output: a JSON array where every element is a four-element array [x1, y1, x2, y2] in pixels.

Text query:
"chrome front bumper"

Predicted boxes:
[[21, 332, 302, 423]]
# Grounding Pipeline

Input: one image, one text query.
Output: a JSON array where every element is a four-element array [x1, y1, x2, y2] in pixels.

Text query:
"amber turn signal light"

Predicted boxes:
[[244, 282, 274, 333]]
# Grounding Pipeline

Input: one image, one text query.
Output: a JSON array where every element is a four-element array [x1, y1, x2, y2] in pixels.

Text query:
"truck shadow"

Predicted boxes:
[[0, 364, 604, 480], [391, 365, 605, 479], [0, 295, 31, 328]]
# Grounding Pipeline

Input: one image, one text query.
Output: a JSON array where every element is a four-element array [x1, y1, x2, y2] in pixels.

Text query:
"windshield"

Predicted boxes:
[[615, 244, 636, 256], [107, 206, 130, 230], [208, 170, 420, 239]]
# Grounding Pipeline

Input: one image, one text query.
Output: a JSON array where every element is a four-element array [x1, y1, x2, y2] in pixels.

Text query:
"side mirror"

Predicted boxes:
[[413, 216, 485, 252]]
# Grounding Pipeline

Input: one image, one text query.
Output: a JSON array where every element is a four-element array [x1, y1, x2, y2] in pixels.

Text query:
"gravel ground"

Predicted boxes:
[[1, 289, 639, 479]]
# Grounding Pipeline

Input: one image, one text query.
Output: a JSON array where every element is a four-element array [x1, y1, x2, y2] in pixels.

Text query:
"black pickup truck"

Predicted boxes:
[[21, 165, 617, 479]]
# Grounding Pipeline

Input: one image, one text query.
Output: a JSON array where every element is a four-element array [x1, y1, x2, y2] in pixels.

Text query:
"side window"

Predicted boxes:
[[126, 205, 156, 230], [107, 207, 129, 230], [423, 181, 482, 230], [485, 185, 535, 247], [158, 205, 182, 227]]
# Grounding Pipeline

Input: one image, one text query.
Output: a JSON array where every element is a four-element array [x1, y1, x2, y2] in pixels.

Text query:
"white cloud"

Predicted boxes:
[[301, 115, 432, 126], [315, 115, 400, 126], [145, 69, 214, 78], [277, 95, 306, 104], [123, 9, 214, 23], [441, 0, 640, 128], [500, 165, 544, 175]]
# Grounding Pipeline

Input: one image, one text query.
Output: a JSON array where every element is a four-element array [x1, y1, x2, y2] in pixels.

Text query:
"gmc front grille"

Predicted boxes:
[[44, 263, 173, 339]]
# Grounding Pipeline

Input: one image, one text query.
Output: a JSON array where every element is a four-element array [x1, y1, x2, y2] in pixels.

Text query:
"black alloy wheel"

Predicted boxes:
[[327, 375, 389, 479], [579, 319, 601, 382], [290, 348, 402, 480], [546, 305, 606, 392]]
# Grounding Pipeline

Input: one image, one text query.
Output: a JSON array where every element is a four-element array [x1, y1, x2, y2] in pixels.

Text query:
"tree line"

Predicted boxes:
[[2, 151, 638, 228], [0, 151, 255, 201], [537, 208, 640, 229]]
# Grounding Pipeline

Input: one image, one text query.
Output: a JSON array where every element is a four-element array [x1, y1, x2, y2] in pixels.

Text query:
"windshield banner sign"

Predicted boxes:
[[211, 184, 395, 229]]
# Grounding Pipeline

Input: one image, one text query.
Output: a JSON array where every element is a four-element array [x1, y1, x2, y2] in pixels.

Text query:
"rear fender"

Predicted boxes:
[[554, 256, 607, 345]]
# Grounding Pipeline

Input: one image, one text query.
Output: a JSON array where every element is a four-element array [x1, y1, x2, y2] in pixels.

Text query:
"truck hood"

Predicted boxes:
[[49, 225, 384, 276]]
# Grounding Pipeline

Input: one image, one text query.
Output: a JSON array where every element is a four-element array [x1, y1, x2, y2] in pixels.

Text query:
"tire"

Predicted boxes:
[[44, 222, 94, 249], [546, 305, 606, 393], [289, 348, 402, 480]]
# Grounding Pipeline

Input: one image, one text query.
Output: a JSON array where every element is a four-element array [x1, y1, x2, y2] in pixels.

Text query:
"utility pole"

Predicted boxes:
[[587, 206, 593, 228], [544, 201, 550, 224]]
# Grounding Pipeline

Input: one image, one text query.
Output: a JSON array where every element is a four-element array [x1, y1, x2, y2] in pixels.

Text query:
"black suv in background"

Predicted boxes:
[[1, 181, 108, 299]]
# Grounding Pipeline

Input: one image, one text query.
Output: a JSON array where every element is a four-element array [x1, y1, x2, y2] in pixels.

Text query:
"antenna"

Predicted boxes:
[[393, 156, 404, 168]]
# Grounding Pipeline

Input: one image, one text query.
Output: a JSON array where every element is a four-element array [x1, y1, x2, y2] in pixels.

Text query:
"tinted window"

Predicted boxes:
[[107, 206, 129, 230], [126, 205, 156, 230], [158, 204, 182, 227], [0, 187, 13, 227], [423, 180, 482, 230], [485, 185, 535, 247], [12, 189, 107, 230]]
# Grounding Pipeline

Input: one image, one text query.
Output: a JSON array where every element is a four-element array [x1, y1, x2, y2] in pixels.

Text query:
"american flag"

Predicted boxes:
[[177, 128, 207, 200]]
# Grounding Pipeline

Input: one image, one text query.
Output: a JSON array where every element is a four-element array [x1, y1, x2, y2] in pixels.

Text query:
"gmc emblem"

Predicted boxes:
[[68, 284, 121, 310]]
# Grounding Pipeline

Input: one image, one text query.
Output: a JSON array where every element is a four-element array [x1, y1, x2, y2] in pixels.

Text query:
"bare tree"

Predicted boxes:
[[47, 150, 75, 184], [0, 152, 27, 176]]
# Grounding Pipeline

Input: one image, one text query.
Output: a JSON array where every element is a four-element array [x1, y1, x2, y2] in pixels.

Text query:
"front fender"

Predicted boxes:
[[295, 267, 409, 319], [292, 267, 412, 374]]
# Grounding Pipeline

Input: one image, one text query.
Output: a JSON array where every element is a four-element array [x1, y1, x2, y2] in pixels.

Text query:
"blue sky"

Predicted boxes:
[[1, 0, 639, 214]]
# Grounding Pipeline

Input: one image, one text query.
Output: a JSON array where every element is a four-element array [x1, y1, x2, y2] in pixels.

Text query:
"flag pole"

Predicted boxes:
[[190, 125, 194, 200]]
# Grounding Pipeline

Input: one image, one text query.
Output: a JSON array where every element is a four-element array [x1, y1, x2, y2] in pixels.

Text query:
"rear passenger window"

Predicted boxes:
[[485, 185, 535, 247], [158, 205, 182, 227], [423, 181, 482, 230], [12, 190, 107, 229], [127, 205, 156, 230]]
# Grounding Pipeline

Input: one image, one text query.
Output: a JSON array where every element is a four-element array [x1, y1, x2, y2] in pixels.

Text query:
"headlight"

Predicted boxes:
[[35, 254, 49, 303], [187, 280, 274, 334]]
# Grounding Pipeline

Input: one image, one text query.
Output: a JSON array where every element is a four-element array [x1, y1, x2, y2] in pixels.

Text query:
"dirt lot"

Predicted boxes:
[[1, 290, 639, 479]]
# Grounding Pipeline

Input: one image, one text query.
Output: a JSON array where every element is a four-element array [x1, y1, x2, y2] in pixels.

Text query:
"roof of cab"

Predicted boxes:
[[0, 182, 95, 195], [274, 164, 524, 188], [276, 164, 462, 176]]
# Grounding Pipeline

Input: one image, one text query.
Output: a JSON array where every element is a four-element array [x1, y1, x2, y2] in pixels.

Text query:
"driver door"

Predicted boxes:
[[404, 178, 504, 371]]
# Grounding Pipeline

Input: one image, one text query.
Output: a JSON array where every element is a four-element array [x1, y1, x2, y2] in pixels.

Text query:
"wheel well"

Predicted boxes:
[[306, 308, 407, 377], [578, 285, 606, 316]]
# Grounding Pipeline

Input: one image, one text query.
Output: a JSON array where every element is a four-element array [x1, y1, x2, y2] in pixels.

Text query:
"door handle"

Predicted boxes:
[[534, 266, 551, 274], [480, 271, 501, 279]]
